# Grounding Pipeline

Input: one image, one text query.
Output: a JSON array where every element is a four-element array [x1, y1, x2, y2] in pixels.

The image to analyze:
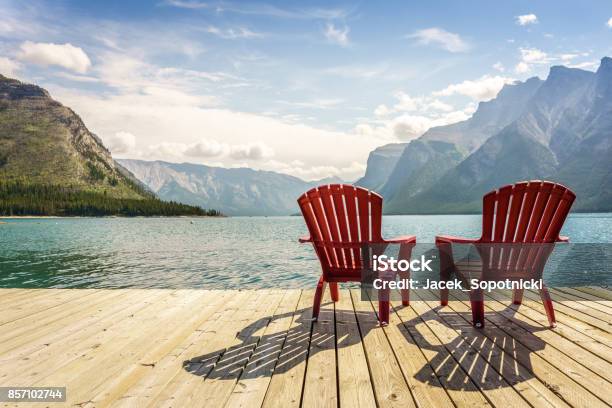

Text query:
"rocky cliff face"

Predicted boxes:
[[355, 143, 406, 191], [379, 58, 612, 214], [0, 75, 148, 199], [377, 76, 544, 210]]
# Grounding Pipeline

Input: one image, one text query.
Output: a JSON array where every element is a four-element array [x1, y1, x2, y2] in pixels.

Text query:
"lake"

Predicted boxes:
[[0, 214, 611, 288]]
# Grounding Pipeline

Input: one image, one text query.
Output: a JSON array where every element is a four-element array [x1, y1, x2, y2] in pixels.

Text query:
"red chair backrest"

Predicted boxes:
[[478, 181, 576, 277], [298, 184, 383, 279], [481, 181, 576, 244]]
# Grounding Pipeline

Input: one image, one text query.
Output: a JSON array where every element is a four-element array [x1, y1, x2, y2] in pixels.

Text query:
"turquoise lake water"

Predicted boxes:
[[0, 214, 610, 288]]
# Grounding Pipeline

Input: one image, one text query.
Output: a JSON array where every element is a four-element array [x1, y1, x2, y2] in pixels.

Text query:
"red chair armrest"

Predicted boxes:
[[435, 235, 479, 245], [299, 235, 312, 243], [557, 235, 569, 243], [383, 235, 417, 244]]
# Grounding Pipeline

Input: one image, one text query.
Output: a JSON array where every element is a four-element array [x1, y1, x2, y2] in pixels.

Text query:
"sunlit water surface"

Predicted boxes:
[[0, 214, 610, 288]]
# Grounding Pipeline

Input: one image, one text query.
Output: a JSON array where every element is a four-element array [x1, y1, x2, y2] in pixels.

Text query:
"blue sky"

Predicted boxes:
[[1, 0, 611, 180]]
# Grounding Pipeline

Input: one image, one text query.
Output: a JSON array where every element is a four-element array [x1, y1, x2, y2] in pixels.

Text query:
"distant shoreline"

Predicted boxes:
[[0, 215, 225, 219], [1, 212, 609, 220]]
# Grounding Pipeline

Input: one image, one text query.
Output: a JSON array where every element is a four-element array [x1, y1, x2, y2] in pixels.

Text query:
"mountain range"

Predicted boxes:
[[356, 58, 612, 214], [119, 159, 342, 216], [2, 57, 610, 216]]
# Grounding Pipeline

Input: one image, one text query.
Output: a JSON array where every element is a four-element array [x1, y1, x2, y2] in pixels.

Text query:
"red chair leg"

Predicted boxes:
[[378, 300, 390, 326], [440, 288, 449, 307], [399, 271, 409, 306], [329, 282, 339, 302], [378, 285, 390, 326], [540, 287, 556, 328], [312, 276, 327, 321], [471, 289, 485, 328], [513, 288, 524, 305], [438, 243, 453, 306], [397, 245, 412, 306]]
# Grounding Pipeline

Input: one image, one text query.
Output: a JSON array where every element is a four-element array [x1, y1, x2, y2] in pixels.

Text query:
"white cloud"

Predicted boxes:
[[0, 57, 21, 77], [560, 53, 578, 62], [424, 99, 454, 112], [567, 60, 599, 70], [519, 47, 549, 64], [54, 72, 100, 82], [148, 142, 187, 158], [393, 92, 420, 111], [493, 62, 505, 72], [354, 102, 472, 143], [515, 62, 531, 74], [229, 142, 274, 160], [165, 1, 350, 20], [434, 75, 515, 101], [206, 26, 264, 39], [393, 115, 434, 140], [374, 104, 392, 117], [280, 98, 344, 109], [324, 23, 349, 46], [17, 41, 91, 73], [354, 123, 376, 135], [264, 159, 366, 181], [607, 17, 612, 28], [514, 47, 551, 74], [146, 139, 274, 161], [391, 109, 471, 141], [392, 92, 453, 113], [516, 14, 538, 26], [184, 139, 227, 157], [408, 27, 470, 53], [104, 131, 136, 154]]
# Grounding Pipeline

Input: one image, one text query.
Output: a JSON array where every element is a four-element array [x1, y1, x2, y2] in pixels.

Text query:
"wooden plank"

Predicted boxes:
[[407, 292, 531, 408], [334, 289, 376, 408], [573, 286, 612, 301], [414, 290, 569, 408], [155, 290, 284, 408], [442, 290, 610, 407], [485, 290, 612, 371], [391, 298, 492, 408], [487, 291, 612, 363], [525, 290, 611, 332], [144, 291, 266, 407], [553, 287, 612, 308], [0, 289, 165, 382], [350, 289, 416, 408], [0, 289, 100, 325], [32, 290, 210, 406], [381, 299, 454, 408], [87, 290, 237, 407], [110, 290, 247, 408], [0, 289, 129, 355], [179, 290, 286, 408], [224, 290, 302, 408], [301, 289, 337, 408], [549, 288, 612, 316], [1, 288, 610, 408], [261, 290, 314, 408], [522, 290, 612, 345], [0, 288, 64, 309]]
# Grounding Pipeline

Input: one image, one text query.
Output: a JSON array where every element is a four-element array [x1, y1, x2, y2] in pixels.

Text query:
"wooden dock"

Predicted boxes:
[[0, 287, 610, 407]]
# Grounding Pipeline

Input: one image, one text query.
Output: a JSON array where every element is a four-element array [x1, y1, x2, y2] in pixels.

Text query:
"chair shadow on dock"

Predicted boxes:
[[182, 299, 547, 390]]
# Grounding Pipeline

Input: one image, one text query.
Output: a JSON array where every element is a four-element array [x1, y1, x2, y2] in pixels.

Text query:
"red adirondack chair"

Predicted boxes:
[[436, 181, 575, 328], [298, 184, 416, 325]]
